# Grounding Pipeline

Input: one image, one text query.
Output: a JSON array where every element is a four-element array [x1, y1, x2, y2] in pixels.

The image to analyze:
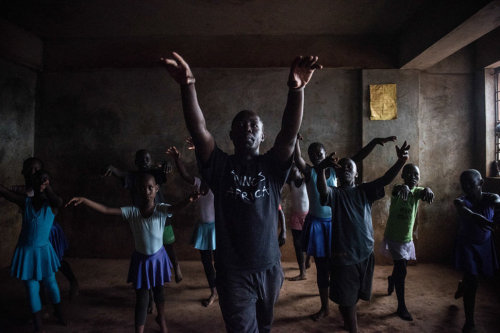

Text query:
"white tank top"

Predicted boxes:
[[289, 179, 309, 213]]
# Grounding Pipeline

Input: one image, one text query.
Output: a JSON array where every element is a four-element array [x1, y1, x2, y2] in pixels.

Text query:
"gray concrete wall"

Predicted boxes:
[[361, 69, 420, 264], [361, 47, 476, 265], [417, 48, 476, 262], [0, 58, 37, 268], [36, 67, 360, 261]]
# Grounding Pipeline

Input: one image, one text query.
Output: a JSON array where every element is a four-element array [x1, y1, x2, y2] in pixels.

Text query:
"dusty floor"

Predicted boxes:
[[0, 259, 499, 333]]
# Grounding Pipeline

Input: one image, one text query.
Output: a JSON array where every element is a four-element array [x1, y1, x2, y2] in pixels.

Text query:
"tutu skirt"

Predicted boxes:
[[49, 222, 68, 261], [289, 211, 308, 231], [381, 238, 416, 261], [302, 215, 332, 257], [191, 222, 216, 251], [11, 243, 61, 281], [127, 247, 172, 289]]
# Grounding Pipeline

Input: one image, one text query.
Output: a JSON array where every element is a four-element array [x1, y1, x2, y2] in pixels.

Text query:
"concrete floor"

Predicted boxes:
[[0, 259, 499, 332]]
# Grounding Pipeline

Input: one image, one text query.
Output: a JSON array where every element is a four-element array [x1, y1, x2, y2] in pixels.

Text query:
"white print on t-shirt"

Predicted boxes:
[[226, 170, 270, 202]]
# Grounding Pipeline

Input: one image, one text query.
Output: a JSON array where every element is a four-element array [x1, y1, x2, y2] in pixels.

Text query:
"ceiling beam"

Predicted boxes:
[[400, 0, 500, 69]]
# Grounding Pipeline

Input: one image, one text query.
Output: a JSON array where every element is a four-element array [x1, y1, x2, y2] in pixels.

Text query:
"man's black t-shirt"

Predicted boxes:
[[199, 145, 291, 273]]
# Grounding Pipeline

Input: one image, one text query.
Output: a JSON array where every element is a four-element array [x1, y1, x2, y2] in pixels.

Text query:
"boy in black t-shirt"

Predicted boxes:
[[162, 52, 321, 332], [316, 142, 410, 333]]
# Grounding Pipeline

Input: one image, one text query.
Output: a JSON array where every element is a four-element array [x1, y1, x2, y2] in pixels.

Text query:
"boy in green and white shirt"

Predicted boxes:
[[383, 163, 434, 321]]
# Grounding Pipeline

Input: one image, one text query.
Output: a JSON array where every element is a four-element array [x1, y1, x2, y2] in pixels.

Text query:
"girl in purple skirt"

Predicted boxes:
[[67, 172, 197, 333]]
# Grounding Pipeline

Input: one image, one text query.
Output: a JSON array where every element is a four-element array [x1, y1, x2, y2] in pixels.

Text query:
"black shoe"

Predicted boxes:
[[462, 322, 476, 333], [396, 307, 413, 321], [388, 276, 394, 295]]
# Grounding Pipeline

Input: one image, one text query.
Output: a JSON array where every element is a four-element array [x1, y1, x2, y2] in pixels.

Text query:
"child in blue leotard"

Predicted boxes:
[[18, 157, 79, 299], [0, 170, 66, 332]]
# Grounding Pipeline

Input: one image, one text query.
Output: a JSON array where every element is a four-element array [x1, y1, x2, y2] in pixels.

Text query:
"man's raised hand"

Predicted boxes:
[[161, 52, 196, 85], [288, 56, 322, 89]]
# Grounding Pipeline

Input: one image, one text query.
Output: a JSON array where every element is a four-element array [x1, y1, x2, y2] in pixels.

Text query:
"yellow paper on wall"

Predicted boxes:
[[369, 84, 397, 120]]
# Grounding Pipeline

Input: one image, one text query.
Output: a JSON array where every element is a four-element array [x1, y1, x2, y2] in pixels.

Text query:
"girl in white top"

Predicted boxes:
[[67, 172, 196, 333], [286, 164, 310, 281]]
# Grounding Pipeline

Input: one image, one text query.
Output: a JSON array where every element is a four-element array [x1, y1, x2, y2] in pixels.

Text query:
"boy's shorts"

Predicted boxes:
[[329, 252, 374, 307]]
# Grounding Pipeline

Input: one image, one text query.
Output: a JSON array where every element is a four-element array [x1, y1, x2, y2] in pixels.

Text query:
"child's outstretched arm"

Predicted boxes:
[[169, 192, 200, 213], [103, 165, 129, 179], [454, 197, 495, 231], [393, 184, 411, 201], [372, 141, 410, 188], [315, 153, 340, 205], [0, 184, 26, 207], [166, 146, 195, 185], [273, 57, 322, 163], [294, 134, 311, 178], [161, 52, 215, 165], [66, 197, 122, 216], [351, 136, 397, 164], [420, 187, 434, 204], [43, 181, 63, 208]]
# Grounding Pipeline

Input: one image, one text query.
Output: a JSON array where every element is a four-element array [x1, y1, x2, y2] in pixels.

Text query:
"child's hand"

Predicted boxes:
[[40, 179, 50, 192], [166, 146, 181, 160], [65, 197, 86, 207], [395, 141, 410, 161], [288, 56, 322, 89], [317, 152, 340, 170], [160, 52, 196, 85], [395, 185, 410, 201], [103, 165, 114, 177], [158, 161, 173, 174], [185, 137, 195, 150], [422, 187, 434, 204], [189, 191, 201, 202], [374, 136, 397, 146]]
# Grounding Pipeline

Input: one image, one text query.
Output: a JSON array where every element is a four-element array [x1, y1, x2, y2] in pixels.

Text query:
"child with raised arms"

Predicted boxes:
[[453, 169, 499, 333], [284, 163, 309, 281], [0, 170, 66, 332], [166, 142, 218, 307], [66, 172, 197, 333], [382, 163, 434, 321], [316, 141, 410, 333], [294, 134, 396, 320]]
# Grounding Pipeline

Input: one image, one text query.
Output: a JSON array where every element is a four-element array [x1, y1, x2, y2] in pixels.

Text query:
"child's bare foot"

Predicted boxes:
[[174, 264, 183, 283], [311, 307, 329, 321], [155, 315, 168, 333], [202, 293, 218, 307], [288, 273, 306, 281]]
